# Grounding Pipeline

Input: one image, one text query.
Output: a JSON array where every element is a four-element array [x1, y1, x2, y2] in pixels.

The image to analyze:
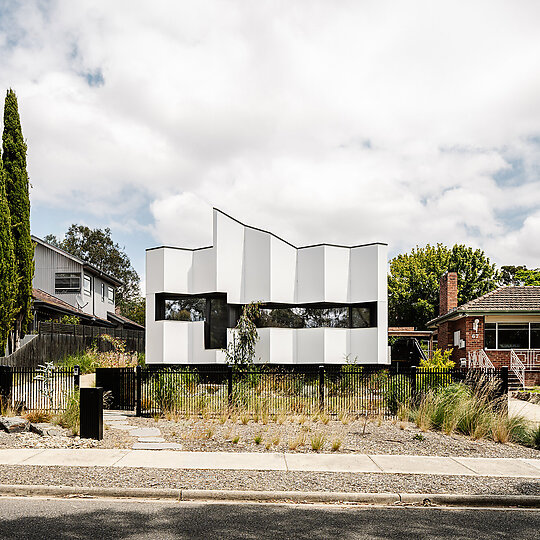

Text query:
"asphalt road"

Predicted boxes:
[[0, 497, 539, 539]]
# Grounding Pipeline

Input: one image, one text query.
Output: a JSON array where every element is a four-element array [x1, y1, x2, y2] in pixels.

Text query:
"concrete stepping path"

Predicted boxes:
[[0, 449, 538, 478], [102, 412, 180, 449]]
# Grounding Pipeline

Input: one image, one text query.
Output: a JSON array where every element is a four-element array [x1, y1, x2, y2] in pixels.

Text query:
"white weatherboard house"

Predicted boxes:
[[146, 209, 388, 365]]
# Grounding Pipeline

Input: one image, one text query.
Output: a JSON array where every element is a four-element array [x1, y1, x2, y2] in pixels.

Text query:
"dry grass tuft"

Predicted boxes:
[[288, 432, 305, 450], [311, 433, 325, 451], [331, 438, 342, 451]]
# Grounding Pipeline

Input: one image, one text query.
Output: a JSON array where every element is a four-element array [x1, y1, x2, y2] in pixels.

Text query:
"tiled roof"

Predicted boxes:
[[459, 286, 540, 311], [107, 311, 145, 330], [428, 286, 540, 327], [32, 288, 83, 314]]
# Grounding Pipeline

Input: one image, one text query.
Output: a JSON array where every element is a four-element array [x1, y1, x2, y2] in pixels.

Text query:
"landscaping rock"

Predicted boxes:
[[30, 423, 65, 437], [0, 416, 30, 433]]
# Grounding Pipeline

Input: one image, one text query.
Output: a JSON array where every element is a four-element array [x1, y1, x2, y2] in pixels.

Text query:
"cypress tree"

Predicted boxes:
[[0, 160, 17, 354], [2, 89, 34, 347]]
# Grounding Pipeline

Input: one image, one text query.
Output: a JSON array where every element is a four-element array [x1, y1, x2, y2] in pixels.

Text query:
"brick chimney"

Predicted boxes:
[[439, 272, 458, 315]]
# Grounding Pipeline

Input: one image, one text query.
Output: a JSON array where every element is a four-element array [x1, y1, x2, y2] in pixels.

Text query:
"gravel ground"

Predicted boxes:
[[126, 415, 540, 459], [1, 414, 540, 458], [0, 465, 538, 495]]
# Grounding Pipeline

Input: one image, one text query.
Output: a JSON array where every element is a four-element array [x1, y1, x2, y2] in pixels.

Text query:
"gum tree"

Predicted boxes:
[[2, 89, 34, 348]]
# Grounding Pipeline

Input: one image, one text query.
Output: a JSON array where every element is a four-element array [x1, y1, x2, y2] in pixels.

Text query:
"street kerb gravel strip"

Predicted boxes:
[[1, 484, 540, 508]]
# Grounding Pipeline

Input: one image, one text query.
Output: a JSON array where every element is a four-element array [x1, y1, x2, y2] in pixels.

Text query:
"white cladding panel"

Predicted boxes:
[[215, 211, 244, 303], [163, 249, 193, 294], [324, 328, 349, 364], [349, 327, 380, 364], [296, 247, 325, 304], [270, 236, 296, 303], [192, 248, 216, 293], [146, 250, 165, 294], [349, 245, 382, 303], [324, 246, 350, 303], [296, 329, 325, 364], [243, 228, 271, 302]]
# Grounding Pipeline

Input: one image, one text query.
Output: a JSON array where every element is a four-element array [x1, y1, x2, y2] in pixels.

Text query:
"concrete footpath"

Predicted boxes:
[[0, 448, 539, 478]]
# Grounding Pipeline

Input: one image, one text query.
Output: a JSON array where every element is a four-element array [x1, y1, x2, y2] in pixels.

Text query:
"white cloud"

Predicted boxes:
[[2, 0, 540, 268]]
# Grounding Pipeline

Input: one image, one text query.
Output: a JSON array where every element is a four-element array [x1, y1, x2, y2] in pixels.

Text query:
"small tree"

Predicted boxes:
[[419, 348, 455, 370], [225, 302, 261, 365], [2, 89, 34, 348], [0, 161, 16, 353]]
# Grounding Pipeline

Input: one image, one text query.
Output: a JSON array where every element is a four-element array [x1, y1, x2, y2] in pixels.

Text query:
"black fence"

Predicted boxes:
[[94, 365, 508, 418], [96, 367, 136, 410], [0, 365, 77, 412]]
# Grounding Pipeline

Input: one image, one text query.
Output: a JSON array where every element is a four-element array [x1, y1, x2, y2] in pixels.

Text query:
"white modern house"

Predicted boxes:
[[145, 209, 388, 365]]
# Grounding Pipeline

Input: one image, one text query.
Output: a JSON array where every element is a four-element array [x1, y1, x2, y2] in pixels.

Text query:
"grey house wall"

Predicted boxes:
[[33, 242, 116, 319], [33, 243, 83, 310]]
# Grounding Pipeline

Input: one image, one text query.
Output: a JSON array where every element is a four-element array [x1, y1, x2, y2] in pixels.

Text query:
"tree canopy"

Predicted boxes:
[[388, 244, 499, 329], [499, 265, 540, 286], [44, 225, 140, 307], [2, 89, 33, 342]]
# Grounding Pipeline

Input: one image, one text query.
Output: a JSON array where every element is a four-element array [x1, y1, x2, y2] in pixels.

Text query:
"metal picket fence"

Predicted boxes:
[[92, 365, 508, 418], [0, 366, 77, 412]]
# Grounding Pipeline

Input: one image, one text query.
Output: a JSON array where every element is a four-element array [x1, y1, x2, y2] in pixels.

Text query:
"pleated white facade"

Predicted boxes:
[[146, 209, 388, 365]]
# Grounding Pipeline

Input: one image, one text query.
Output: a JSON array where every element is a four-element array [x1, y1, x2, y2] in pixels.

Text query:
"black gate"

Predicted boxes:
[[95, 367, 136, 410]]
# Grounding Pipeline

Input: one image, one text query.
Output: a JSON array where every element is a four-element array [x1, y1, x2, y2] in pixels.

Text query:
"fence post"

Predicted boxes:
[[0, 366, 13, 408], [136, 365, 142, 416], [500, 366, 509, 396], [73, 365, 80, 389], [227, 365, 233, 408], [318, 365, 325, 411]]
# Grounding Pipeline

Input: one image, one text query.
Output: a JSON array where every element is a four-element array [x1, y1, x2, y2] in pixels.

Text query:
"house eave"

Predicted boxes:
[[427, 308, 540, 328]]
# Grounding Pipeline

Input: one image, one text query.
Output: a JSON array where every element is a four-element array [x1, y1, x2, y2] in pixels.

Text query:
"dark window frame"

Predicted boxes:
[[55, 272, 81, 294], [107, 286, 115, 304]]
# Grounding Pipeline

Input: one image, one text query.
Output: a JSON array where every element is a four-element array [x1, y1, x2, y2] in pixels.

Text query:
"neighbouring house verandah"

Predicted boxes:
[[427, 273, 540, 389]]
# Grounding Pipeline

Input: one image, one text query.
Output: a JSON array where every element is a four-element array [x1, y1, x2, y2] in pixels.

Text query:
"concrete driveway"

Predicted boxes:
[[509, 398, 540, 426]]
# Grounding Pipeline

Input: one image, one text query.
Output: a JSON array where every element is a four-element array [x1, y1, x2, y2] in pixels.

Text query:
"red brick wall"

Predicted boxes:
[[439, 272, 458, 315], [436, 316, 485, 366]]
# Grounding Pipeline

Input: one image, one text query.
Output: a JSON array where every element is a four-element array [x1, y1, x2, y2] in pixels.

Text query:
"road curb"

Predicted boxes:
[[0, 485, 539, 507]]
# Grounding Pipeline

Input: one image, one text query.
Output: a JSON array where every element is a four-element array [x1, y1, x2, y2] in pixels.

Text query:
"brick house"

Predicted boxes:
[[427, 272, 540, 388]]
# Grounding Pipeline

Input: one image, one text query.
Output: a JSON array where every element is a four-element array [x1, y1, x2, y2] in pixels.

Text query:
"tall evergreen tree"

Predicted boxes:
[[0, 160, 17, 353], [2, 89, 34, 347]]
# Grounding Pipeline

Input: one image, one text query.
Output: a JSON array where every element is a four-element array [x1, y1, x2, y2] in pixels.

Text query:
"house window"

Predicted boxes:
[[83, 275, 92, 296], [163, 298, 206, 321], [55, 272, 81, 294], [107, 286, 114, 304], [256, 303, 377, 329], [101, 283, 105, 302], [484, 323, 496, 349], [485, 322, 532, 349]]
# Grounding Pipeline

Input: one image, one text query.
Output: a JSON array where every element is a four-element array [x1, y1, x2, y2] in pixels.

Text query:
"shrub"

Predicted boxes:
[[412, 380, 534, 445], [54, 390, 80, 436]]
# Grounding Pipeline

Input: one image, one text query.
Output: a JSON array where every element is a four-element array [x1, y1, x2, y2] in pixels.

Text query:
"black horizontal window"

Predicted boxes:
[[55, 272, 81, 294], [256, 303, 376, 329]]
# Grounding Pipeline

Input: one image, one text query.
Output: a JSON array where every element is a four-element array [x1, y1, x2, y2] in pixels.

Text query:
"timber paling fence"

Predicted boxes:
[[0, 366, 78, 412], [0, 322, 145, 368], [95, 366, 509, 418]]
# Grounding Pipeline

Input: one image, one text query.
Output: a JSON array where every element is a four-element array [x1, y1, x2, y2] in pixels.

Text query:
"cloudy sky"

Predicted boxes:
[[1, 1, 540, 282]]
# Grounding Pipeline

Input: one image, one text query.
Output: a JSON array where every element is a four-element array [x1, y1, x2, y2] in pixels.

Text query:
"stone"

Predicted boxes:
[[0, 416, 30, 433], [138, 437, 166, 443], [129, 427, 161, 437]]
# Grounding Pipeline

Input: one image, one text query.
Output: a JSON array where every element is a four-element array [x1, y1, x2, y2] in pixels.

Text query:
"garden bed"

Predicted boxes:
[[1, 413, 539, 458]]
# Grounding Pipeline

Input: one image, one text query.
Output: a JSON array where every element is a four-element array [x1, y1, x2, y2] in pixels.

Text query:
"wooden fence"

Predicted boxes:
[[0, 323, 145, 368]]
